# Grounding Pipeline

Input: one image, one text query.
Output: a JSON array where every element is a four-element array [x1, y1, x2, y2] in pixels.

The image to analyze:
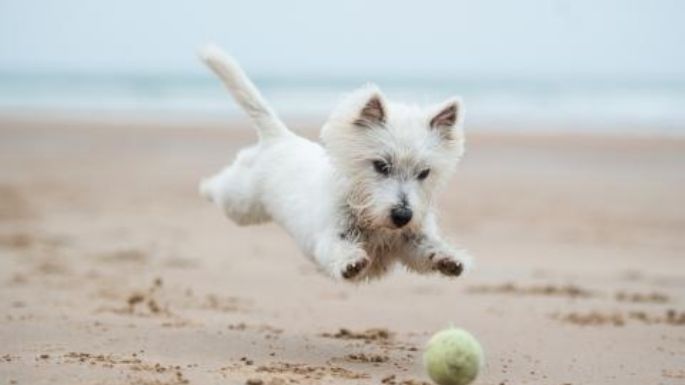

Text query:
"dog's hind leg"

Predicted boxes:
[[200, 147, 271, 226], [201, 170, 271, 225]]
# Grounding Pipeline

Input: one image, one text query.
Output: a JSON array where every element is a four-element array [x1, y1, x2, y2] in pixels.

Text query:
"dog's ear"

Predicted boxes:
[[355, 95, 385, 127], [326, 84, 387, 129], [351, 85, 386, 128], [429, 97, 463, 139]]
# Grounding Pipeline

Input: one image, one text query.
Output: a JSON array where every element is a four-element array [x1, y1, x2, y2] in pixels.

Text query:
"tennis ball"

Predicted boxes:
[[423, 327, 484, 385]]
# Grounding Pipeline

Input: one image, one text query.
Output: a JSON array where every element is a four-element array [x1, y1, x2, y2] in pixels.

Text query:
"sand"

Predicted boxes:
[[0, 115, 684, 385]]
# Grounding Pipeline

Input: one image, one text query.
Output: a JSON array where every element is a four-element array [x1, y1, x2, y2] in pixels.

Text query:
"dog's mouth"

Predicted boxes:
[[385, 218, 420, 233]]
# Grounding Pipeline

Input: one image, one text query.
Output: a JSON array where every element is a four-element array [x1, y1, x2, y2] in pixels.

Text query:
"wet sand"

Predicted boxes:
[[1, 115, 684, 384]]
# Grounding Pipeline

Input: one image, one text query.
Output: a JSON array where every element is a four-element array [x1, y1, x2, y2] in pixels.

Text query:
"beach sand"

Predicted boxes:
[[1, 115, 684, 385]]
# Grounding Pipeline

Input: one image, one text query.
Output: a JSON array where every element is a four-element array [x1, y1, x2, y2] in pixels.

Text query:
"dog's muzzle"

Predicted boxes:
[[390, 206, 413, 228]]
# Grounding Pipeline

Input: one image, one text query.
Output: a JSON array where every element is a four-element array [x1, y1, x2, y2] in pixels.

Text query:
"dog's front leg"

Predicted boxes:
[[400, 217, 471, 277], [314, 231, 370, 281]]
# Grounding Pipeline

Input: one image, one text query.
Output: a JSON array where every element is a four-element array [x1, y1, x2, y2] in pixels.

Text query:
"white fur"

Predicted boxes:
[[199, 44, 472, 282]]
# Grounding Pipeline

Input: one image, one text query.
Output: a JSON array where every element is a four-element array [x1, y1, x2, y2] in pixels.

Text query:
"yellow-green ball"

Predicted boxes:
[[424, 327, 483, 385]]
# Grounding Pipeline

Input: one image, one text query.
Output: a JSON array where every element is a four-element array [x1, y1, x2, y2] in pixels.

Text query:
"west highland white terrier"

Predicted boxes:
[[199, 44, 472, 282]]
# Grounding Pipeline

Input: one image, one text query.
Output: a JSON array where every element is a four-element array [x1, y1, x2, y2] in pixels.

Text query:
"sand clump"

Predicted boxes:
[[2, 354, 18, 362], [554, 309, 685, 326], [125, 278, 167, 315], [320, 328, 393, 342], [254, 362, 369, 380], [468, 283, 596, 298], [98, 249, 147, 264], [381, 374, 432, 385], [345, 352, 389, 363], [615, 291, 670, 304], [63, 352, 189, 384], [222, 361, 370, 384]]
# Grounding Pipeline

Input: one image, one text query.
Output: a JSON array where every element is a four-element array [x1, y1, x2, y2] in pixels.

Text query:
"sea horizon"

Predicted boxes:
[[2, 71, 684, 135]]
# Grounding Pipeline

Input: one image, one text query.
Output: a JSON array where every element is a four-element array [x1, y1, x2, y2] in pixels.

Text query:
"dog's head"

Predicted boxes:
[[321, 84, 465, 232]]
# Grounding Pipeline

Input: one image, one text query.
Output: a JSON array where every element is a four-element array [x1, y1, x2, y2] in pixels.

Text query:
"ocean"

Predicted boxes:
[[1, 72, 684, 135]]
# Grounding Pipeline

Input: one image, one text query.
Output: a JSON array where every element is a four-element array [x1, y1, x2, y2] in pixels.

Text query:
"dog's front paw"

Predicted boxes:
[[341, 257, 369, 280], [426, 248, 471, 277], [334, 248, 371, 281], [315, 238, 372, 282], [434, 257, 464, 277]]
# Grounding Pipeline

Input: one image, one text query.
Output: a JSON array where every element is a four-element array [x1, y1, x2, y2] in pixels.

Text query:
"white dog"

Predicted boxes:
[[199, 45, 471, 282]]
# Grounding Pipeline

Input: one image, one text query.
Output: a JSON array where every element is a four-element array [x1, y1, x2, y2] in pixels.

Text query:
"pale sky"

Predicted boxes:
[[1, 0, 684, 79]]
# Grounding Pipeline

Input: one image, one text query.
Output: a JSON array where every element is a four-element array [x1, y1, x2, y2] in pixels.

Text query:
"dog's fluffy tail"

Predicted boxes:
[[199, 44, 290, 141]]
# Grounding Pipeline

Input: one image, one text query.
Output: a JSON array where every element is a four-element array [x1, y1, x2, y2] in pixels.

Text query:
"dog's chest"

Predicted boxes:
[[361, 230, 410, 276]]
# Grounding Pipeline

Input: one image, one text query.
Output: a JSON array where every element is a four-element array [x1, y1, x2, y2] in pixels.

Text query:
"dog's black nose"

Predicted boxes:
[[390, 207, 413, 228]]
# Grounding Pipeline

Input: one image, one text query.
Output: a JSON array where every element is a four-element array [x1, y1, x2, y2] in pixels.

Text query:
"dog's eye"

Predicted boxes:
[[373, 160, 391, 176], [417, 169, 431, 180]]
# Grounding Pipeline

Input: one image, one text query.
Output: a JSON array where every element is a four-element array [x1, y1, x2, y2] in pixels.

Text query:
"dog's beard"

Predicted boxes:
[[343, 181, 423, 235]]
